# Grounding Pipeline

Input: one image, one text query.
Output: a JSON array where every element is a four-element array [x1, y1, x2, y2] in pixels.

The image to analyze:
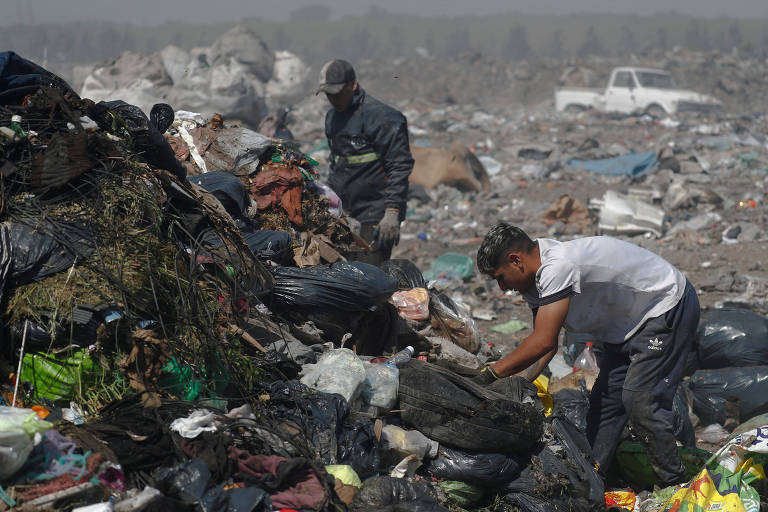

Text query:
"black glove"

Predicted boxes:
[[472, 365, 499, 386]]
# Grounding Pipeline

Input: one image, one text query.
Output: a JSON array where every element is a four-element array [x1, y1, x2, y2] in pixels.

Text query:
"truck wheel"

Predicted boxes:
[[565, 104, 586, 114], [645, 104, 666, 118]]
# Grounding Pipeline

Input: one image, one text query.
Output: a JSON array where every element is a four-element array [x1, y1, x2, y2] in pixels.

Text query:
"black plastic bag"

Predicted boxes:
[[349, 476, 448, 512], [380, 259, 426, 289], [552, 385, 590, 433], [269, 262, 398, 312], [696, 309, 768, 369], [672, 385, 696, 447], [0, 51, 77, 105], [505, 417, 604, 512], [8, 220, 95, 286], [199, 228, 293, 265], [91, 100, 186, 180], [153, 458, 272, 512], [398, 360, 543, 453], [687, 366, 768, 426], [188, 171, 251, 221], [426, 446, 527, 487], [262, 380, 381, 478], [336, 417, 382, 479]]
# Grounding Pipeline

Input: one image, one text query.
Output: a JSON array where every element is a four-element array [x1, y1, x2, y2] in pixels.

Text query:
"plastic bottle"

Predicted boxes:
[[573, 342, 599, 372], [385, 346, 414, 367]]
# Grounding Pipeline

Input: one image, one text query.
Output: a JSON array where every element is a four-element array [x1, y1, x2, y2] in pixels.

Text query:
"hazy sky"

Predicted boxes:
[[6, 0, 768, 25]]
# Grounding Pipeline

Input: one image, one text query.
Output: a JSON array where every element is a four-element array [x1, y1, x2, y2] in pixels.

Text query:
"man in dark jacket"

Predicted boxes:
[[318, 59, 413, 264]]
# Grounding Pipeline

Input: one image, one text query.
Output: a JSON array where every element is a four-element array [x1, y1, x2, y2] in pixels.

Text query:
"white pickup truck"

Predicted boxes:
[[554, 67, 720, 116]]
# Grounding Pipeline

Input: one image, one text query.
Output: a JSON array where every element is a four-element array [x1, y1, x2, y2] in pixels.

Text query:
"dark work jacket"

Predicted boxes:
[[325, 87, 413, 224]]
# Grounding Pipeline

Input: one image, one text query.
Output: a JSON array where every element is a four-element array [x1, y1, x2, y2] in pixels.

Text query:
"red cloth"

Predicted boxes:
[[249, 163, 304, 227], [229, 447, 327, 511]]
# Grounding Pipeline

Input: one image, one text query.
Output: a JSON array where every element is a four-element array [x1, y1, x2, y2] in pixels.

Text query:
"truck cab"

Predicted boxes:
[[555, 66, 720, 115]]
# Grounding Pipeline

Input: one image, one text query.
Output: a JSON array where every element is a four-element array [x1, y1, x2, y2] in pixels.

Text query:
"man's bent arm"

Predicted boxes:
[[515, 346, 557, 381], [491, 297, 569, 378]]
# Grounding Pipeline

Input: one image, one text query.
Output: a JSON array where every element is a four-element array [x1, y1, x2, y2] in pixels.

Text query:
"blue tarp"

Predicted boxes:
[[564, 152, 657, 177]]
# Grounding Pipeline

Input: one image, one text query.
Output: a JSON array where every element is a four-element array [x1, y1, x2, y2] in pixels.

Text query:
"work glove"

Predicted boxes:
[[471, 365, 500, 386], [376, 207, 401, 248]]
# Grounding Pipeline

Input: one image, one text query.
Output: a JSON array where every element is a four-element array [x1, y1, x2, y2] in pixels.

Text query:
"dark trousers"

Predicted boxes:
[[348, 222, 393, 266], [586, 280, 700, 486]]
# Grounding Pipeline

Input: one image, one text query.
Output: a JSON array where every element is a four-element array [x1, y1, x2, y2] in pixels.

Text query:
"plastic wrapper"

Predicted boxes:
[[429, 292, 481, 354], [390, 288, 430, 321], [427, 446, 526, 487], [380, 259, 426, 289], [361, 364, 399, 409], [696, 308, 768, 369], [300, 348, 367, 403], [0, 406, 53, 480], [381, 425, 438, 459], [687, 366, 768, 426], [270, 262, 398, 312]]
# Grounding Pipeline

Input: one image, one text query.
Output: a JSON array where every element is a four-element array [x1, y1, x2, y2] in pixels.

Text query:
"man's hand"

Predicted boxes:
[[472, 365, 499, 386], [376, 208, 401, 247], [492, 297, 570, 378]]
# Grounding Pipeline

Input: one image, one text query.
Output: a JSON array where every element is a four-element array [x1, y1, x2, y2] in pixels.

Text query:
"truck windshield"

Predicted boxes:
[[636, 72, 675, 89]]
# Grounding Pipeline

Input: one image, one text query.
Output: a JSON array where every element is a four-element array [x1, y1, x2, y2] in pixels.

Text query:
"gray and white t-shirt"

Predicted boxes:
[[522, 237, 686, 343]]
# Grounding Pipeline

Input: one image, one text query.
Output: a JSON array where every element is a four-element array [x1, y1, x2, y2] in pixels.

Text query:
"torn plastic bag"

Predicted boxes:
[[687, 366, 768, 426], [504, 417, 604, 512], [8, 220, 95, 287], [188, 171, 250, 221], [262, 380, 380, 478], [696, 308, 768, 369], [380, 259, 426, 289], [427, 446, 527, 487], [398, 360, 543, 453], [429, 292, 481, 354], [349, 476, 449, 512], [269, 262, 398, 312]]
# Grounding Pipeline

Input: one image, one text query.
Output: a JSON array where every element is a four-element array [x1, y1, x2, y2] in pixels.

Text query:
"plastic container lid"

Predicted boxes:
[[586, 342, 594, 348]]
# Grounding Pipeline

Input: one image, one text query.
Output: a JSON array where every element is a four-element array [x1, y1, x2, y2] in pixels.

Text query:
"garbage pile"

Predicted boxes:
[[79, 25, 311, 126], [0, 50, 609, 512]]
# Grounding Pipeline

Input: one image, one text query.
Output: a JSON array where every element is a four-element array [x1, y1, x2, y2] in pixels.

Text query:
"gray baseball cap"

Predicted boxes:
[[316, 59, 356, 95]]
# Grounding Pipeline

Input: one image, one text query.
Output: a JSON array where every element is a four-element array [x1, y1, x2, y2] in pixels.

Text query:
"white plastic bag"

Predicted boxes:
[[0, 406, 53, 479], [300, 348, 366, 403]]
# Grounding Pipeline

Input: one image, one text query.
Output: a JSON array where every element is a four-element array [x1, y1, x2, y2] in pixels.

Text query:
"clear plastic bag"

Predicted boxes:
[[362, 364, 399, 409], [381, 424, 438, 459], [390, 288, 430, 321], [429, 293, 481, 354], [0, 406, 53, 479], [300, 348, 366, 403]]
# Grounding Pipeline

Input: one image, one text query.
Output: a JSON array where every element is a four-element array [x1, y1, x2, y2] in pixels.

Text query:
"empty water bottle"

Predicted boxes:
[[386, 346, 414, 367], [573, 342, 599, 372]]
